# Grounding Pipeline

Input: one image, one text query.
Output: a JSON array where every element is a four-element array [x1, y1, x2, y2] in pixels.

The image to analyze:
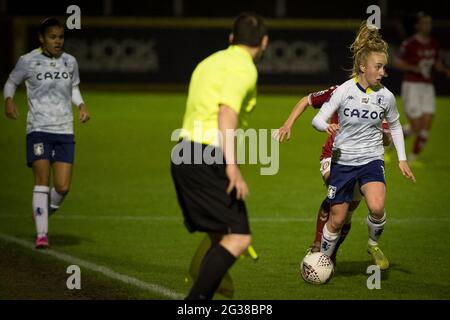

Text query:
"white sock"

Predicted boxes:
[[367, 212, 386, 246], [50, 187, 65, 213], [33, 185, 49, 237], [320, 223, 341, 257]]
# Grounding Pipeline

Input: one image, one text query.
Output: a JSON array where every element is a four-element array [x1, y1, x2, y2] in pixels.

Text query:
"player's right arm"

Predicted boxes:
[[4, 97, 19, 120], [218, 104, 249, 200], [312, 87, 342, 134], [3, 56, 28, 120], [217, 66, 255, 201], [4, 77, 20, 119]]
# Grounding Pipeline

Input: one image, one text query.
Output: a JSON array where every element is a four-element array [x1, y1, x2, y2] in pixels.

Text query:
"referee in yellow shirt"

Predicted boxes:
[[171, 12, 268, 300]]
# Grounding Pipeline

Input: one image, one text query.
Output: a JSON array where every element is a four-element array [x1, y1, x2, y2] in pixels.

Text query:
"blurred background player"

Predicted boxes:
[[394, 12, 450, 161], [3, 18, 90, 248], [312, 23, 416, 271], [171, 12, 268, 300], [274, 86, 391, 264]]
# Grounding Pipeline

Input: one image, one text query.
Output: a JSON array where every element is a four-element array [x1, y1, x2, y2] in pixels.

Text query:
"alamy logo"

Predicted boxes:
[[66, 5, 81, 30], [327, 185, 337, 199], [366, 265, 381, 289], [366, 5, 381, 30], [66, 265, 81, 290], [171, 122, 280, 175]]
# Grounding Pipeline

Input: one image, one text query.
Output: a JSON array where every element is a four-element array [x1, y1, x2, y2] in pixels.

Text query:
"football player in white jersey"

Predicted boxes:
[[3, 18, 90, 249], [312, 23, 415, 271]]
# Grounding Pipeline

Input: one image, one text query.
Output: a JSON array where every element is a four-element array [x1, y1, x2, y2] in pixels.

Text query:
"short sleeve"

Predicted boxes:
[[319, 85, 343, 116], [309, 86, 337, 109], [312, 85, 344, 131], [219, 67, 256, 114]]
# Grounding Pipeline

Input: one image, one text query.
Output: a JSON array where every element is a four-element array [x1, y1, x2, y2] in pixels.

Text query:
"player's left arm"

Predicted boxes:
[[79, 104, 90, 123], [72, 86, 89, 123], [71, 58, 90, 123], [385, 94, 416, 183]]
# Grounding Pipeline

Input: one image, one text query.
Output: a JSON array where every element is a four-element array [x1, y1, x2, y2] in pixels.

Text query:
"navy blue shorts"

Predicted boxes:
[[327, 160, 385, 204], [26, 132, 75, 167]]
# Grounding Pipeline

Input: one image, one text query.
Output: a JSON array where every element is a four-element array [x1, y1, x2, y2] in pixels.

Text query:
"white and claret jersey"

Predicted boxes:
[[7, 48, 80, 134], [314, 78, 401, 166]]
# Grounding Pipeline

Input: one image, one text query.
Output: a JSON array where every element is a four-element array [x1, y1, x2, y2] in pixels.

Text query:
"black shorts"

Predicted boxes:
[[170, 140, 250, 235]]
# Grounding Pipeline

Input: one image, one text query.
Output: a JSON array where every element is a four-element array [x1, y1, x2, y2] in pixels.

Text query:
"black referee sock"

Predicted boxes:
[[186, 244, 236, 300]]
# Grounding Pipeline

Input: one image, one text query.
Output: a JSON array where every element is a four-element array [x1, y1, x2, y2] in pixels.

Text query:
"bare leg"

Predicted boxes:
[[50, 162, 72, 212]]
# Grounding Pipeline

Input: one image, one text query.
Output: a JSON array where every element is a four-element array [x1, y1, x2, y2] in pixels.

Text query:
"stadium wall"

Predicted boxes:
[[7, 17, 450, 94]]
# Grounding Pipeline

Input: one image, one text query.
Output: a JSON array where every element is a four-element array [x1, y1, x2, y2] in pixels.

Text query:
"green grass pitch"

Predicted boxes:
[[0, 91, 449, 299]]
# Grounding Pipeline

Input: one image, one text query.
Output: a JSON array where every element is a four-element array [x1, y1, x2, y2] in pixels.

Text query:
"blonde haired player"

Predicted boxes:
[[274, 86, 391, 264], [312, 23, 415, 271], [3, 18, 90, 248]]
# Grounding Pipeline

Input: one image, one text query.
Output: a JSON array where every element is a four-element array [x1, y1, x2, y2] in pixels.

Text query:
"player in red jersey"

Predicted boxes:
[[394, 12, 450, 160], [274, 86, 391, 263]]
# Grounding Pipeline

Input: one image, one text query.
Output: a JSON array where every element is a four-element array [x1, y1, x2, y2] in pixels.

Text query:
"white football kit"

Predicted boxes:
[[3, 48, 84, 134], [312, 78, 407, 166]]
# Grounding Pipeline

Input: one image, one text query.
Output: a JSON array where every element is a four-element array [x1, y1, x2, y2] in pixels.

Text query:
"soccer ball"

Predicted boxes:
[[300, 252, 334, 284]]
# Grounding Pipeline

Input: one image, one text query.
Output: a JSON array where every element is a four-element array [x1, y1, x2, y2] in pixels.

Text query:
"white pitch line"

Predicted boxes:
[[0, 232, 184, 300]]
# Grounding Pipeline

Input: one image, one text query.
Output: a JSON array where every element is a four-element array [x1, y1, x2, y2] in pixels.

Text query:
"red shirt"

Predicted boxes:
[[398, 35, 440, 83], [308, 86, 338, 161]]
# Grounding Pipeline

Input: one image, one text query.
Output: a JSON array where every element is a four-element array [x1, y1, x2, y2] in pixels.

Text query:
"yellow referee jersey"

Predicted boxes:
[[179, 45, 257, 146]]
